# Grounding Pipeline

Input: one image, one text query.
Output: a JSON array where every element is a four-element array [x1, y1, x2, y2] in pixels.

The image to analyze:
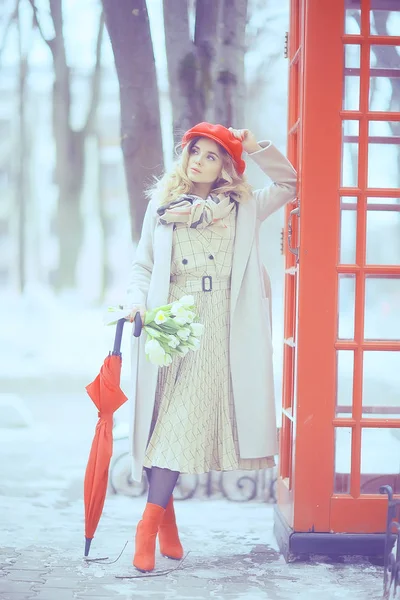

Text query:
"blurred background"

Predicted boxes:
[[0, 0, 292, 412], [0, 1, 398, 437]]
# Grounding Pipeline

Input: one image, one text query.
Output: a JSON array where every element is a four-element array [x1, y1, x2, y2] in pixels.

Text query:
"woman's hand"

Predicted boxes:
[[228, 128, 261, 154], [126, 305, 146, 326]]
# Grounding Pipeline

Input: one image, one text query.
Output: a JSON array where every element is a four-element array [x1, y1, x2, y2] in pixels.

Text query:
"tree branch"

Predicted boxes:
[[27, 0, 55, 54], [83, 11, 105, 135]]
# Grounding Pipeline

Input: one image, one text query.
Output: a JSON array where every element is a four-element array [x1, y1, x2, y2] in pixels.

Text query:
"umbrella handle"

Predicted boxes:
[[133, 311, 142, 338], [112, 318, 126, 356]]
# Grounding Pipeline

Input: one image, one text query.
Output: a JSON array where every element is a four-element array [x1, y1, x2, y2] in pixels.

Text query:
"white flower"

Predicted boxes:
[[145, 338, 166, 365], [190, 322, 205, 337], [177, 345, 189, 355], [154, 310, 167, 324], [170, 302, 183, 316], [167, 334, 180, 348], [187, 336, 201, 350], [177, 327, 191, 341], [179, 295, 195, 308], [163, 353, 173, 366], [185, 311, 195, 323], [171, 303, 191, 322], [174, 317, 188, 326]]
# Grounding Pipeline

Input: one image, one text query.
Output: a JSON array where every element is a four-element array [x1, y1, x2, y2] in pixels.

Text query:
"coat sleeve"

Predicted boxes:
[[125, 200, 157, 307], [248, 141, 297, 222]]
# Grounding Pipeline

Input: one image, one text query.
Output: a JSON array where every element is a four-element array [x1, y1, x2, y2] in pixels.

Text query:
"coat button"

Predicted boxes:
[[182, 258, 188, 265], [208, 254, 214, 260]]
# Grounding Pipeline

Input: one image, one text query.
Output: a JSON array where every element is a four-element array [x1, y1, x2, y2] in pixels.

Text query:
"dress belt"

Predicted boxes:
[[170, 274, 231, 292]]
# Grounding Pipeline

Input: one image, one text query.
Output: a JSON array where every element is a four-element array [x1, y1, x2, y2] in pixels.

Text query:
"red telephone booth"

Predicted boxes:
[[275, 0, 400, 559]]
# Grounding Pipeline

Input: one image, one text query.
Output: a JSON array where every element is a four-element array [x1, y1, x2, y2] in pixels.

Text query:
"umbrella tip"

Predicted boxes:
[[84, 537, 92, 557]]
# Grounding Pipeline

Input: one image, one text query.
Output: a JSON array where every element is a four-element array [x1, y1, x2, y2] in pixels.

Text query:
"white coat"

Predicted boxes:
[[126, 141, 297, 481]]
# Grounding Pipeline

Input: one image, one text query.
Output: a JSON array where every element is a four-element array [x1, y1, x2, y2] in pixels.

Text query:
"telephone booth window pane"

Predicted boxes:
[[340, 197, 358, 264], [360, 428, 400, 495], [363, 351, 400, 419], [366, 198, 400, 265], [336, 350, 354, 418], [338, 274, 356, 340], [343, 45, 361, 111], [364, 275, 400, 340], [334, 427, 352, 494], [370, 46, 400, 112], [370, 9, 400, 37], [368, 121, 400, 189], [345, 3, 361, 35], [341, 121, 359, 188]]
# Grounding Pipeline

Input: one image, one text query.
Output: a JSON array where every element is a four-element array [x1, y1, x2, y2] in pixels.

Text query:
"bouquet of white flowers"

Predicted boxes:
[[105, 295, 205, 367]]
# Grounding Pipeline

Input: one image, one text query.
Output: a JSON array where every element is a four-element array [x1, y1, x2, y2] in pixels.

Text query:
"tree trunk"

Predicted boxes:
[[53, 130, 86, 289], [163, 0, 201, 145], [102, 0, 164, 241], [214, 0, 247, 127], [17, 7, 28, 293], [163, 0, 222, 146], [194, 0, 221, 123]]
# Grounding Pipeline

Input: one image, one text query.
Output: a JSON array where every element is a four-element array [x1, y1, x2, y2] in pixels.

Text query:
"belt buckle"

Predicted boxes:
[[202, 275, 212, 292]]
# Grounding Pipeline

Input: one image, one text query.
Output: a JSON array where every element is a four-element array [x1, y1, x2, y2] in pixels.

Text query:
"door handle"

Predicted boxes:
[[288, 205, 300, 262]]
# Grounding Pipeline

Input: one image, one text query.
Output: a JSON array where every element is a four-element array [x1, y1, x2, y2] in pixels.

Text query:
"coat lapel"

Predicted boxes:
[[230, 200, 256, 319]]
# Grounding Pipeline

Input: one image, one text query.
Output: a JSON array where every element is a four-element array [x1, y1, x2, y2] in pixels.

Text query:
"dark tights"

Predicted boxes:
[[144, 466, 180, 509]]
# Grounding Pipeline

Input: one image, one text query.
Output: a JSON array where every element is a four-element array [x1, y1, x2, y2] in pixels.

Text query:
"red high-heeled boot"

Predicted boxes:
[[133, 502, 165, 572], [158, 496, 184, 560]]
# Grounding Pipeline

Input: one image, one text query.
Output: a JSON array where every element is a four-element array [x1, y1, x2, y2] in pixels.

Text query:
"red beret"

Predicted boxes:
[[181, 122, 246, 175]]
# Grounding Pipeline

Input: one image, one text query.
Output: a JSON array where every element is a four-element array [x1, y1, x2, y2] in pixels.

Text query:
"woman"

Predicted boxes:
[[125, 122, 297, 572]]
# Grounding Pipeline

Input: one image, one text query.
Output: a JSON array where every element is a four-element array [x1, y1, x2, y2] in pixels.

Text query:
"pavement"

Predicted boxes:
[[0, 391, 385, 600]]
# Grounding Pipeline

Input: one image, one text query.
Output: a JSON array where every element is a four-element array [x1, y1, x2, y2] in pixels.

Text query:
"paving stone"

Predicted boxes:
[[31, 577, 82, 590], [9, 558, 52, 571], [0, 593, 39, 600], [5, 571, 47, 583], [45, 567, 85, 578], [0, 579, 37, 594], [74, 586, 122, 597]]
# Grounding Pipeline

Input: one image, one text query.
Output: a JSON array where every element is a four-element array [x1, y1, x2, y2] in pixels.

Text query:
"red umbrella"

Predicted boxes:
[[83, 315, 141, 556]]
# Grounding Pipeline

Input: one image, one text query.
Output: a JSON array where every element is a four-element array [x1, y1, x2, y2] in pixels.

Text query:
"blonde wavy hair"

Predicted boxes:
[[146, 137, 253, 206]]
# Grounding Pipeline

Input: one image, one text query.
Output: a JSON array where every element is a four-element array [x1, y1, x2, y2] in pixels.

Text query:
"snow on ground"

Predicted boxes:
[[0, 392, 385, 600]]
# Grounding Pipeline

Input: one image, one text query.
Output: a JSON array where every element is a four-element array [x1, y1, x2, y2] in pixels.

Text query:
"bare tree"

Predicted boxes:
[[28, 0, 104, 289], [102, 0, 164, 241]]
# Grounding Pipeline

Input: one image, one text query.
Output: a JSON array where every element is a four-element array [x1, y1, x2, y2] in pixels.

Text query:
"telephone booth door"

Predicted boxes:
[[275, 0, 400, 560]]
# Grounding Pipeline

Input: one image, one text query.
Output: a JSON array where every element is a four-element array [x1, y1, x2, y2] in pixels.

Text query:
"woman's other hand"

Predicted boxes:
[[126, 305, 146, 326], [228, 127, 261, 154]]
